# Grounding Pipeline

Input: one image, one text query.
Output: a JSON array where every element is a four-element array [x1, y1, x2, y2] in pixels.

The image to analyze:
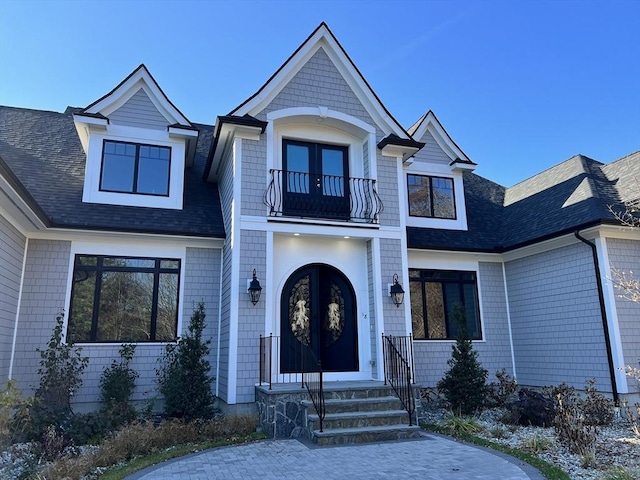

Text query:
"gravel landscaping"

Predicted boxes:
[[422, 407, 640, 480]]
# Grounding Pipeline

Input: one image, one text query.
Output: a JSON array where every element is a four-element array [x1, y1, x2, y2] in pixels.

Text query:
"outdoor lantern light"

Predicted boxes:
[[248, 269, 262, 305], [390, 273, 405, 307]]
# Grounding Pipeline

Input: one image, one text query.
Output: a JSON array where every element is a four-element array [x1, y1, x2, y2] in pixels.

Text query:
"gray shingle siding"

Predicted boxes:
[[0, 216, 25, 380], [108, 88, 169, 130], [241, 137, 267, 217], [366, 240, 379, 379], [607, 238, 640, 393], [11, 239, 71, 396], [505, 243, 612, 391], [379, 238, 405, 335], [411, 130, 451, 165], [412, 262, 514, 386], [236, 229, 267, 403]]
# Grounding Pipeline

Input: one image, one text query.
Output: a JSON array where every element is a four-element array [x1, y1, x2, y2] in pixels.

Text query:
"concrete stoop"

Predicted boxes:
[[301, 384, 421, 446]]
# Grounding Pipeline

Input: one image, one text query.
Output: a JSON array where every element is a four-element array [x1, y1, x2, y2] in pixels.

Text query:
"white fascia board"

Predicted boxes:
[[233, 27, 405, 138], [599, 224, 640, 241], [168, 126, 198, 138], [207, 123, 263, 182], [450, 162, 476, 172], [380, 144, 420, 161], [86, 68, 190, 126], [0, 178, 48, 235], [407, 248, 502, 266], [27, 226, 224, 249], [501, 226, 601, 262]]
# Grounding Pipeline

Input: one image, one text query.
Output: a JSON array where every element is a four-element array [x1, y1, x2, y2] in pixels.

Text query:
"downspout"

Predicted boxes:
[[574, 230, 619, 404]]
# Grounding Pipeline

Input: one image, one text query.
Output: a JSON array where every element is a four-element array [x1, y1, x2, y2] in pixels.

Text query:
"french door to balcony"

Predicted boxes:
[[282, 139, 350, 220]]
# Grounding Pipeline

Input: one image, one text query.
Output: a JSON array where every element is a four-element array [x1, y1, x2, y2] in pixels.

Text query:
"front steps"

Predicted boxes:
[[302, 383, 422, 446]]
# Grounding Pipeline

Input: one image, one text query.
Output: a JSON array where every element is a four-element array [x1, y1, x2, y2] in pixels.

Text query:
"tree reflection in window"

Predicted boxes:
[[69, 255, 180, 342]]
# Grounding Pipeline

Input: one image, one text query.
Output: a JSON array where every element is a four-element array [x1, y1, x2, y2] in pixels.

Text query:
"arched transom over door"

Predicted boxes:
[[280, 264, 358, 373]]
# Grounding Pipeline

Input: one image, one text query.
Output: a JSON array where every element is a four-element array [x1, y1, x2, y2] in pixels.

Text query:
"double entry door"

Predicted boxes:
[[280, 264, 358, 373], [283, 139, 350, 220]]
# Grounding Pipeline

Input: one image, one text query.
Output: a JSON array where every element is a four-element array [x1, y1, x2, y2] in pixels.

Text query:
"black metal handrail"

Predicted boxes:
[[382, 333, 415, 426], [264, 169, 383, 223], [301, 346, 325, 432]]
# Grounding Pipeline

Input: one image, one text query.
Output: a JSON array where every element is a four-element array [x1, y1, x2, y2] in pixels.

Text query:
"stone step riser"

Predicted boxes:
[[323, 399, 403, 414], [312, 427, 421, 446], [308, 413, 410, 430]]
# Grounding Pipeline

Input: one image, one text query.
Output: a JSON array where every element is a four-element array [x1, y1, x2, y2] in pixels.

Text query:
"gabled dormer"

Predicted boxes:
[[73, 65, 198, 210], [405, 111, 476, 231]]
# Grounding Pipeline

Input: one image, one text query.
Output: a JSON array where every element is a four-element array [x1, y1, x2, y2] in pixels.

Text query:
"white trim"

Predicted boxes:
[[8, 237, 29, 379], [395, 153, 412, 336], [502, 227, 600, 262], [595, 236, 628, 393], [371, 237, 385, 380], [240, 215, 402, 240], [234, 27, 405, 137], [226, 138, 242, 404], [215, 248, 224, 398], [265, 231, 274, 337], [502, 262, 517, 379]]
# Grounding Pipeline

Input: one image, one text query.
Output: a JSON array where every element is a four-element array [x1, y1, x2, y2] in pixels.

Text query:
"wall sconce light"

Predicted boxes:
[[389, 273, 405, 308], [247, 269, 262, 305]]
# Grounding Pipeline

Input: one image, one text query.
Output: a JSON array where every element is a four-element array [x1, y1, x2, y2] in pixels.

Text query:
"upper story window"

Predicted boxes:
[[409, 269, 481, 340], [407, 174, 456, 219], [100, 140, 171, 196], [68, 254, 180, 343]]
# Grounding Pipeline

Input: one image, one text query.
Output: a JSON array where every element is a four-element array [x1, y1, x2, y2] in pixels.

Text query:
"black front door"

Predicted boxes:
[[280, 264, 358, 373], [282, 140, 350, 220]]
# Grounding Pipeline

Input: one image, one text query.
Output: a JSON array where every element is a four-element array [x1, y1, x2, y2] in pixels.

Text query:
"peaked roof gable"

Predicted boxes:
[[231, 23, 411, 139], [81, 64, 191, 127], [409, 110, 472, 164]]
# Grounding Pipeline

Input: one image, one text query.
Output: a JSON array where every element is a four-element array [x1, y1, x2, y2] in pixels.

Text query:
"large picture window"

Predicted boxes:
[[68, 255, 180, 343], [407, 174, 456, 219], [100, 140, 171, 196], [409, 269, 481, 340]]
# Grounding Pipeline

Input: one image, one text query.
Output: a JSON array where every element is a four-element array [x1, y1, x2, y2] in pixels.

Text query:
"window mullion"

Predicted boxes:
[[132, 144, 141, 193], [149, 260, 160, 341], [90, 257, 103, 342]]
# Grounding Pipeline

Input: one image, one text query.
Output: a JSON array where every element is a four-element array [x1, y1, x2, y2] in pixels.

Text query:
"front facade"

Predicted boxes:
[[1, 24, 638, 412]]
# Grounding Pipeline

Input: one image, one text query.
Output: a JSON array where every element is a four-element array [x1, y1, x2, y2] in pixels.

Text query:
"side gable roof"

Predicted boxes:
[[231, 23, 412, 140]]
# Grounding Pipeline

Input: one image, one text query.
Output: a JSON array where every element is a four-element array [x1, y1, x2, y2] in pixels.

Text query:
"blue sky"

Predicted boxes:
[[1, 0, 638, 187]]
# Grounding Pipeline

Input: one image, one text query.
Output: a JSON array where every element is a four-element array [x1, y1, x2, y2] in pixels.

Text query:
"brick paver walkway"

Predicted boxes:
[[127, 434, 544, 479]]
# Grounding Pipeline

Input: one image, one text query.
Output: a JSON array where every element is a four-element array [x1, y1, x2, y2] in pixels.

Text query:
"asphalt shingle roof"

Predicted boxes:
[[0, 106, 225, 238], [408, 152, 639, 252]]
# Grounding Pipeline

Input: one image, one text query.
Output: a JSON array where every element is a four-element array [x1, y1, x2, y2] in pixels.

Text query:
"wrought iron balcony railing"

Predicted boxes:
[[263, 169, 384, 223]]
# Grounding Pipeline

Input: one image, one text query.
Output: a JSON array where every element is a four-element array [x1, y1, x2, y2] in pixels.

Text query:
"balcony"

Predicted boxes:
[[263, 169, 383, 223]]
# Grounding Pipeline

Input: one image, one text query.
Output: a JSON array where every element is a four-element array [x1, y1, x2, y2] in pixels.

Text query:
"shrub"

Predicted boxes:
[[444, 414, 484, 436], [505, 388, 555, 427], [157, 302, 216, 420], [487, 369, 518, 408], [100, 344, 138, 408], [437, 304, 488, 415], [552, 383, 598, 459], [12, 312, 88, 442], [0, 379, 22, 448], [582, 378, 614, 426], [522, 432, 554, 453]]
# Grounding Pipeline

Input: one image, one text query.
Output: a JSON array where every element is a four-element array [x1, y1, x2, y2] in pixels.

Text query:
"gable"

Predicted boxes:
[[232, 23, 409, 139], [411, 130, 452, 165], [259, 48, 375, 129], [108, 88, 169, 130]]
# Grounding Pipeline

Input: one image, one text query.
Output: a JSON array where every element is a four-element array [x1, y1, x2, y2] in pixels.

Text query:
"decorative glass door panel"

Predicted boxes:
[[283, 140, 350, 220], [280, 264, 358, 373]]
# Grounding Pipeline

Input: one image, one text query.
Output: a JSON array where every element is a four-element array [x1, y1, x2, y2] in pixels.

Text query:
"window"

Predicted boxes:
[[407, 174, 456, 219], [68, 255, 180, 342], [100, 140, 171, 196], [409, 269, 481, 340]]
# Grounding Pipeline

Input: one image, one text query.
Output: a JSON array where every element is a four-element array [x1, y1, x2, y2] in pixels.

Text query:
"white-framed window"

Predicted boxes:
[[82, 124, 185, 210], [407, 174, 456, 219], [100, 140, 171, 196], [68, 254, 180, 343]]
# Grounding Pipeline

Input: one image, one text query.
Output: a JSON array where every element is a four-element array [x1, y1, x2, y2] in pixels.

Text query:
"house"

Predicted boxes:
[[1, 23, 638, 420]]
